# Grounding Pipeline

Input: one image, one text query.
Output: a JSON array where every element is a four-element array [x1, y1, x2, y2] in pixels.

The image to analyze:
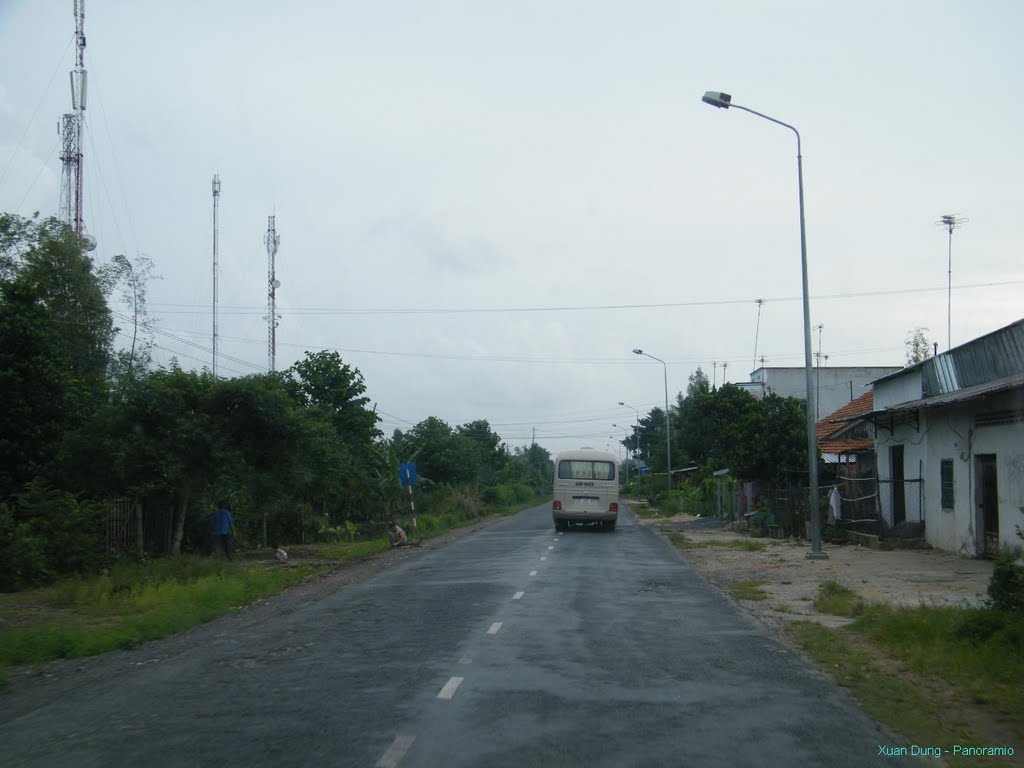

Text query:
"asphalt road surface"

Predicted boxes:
[[1, 503, 913, 767]]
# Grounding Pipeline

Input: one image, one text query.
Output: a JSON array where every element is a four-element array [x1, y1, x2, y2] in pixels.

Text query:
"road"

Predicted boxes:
[[0, 503, 911, 767]]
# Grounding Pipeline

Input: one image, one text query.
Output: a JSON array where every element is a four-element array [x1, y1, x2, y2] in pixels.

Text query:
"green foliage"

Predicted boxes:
[[813, 580, 866, 617], [986, 550, 1024, 612], [0, 482, 107, 590], [727, 580, 769, 601], [851, 604, 1024, 716], [0, 558, 319, 667]]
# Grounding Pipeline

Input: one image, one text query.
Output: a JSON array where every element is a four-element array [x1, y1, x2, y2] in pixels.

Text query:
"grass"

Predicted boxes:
[[790, 607, 1024, 765], [727, 580, 769, 601], [0, 557, 322, 670], [0, 498, 545, 683], [667, 532, 766, 551], [813, 580, 866, 617], [852, 605, 1024, 718]]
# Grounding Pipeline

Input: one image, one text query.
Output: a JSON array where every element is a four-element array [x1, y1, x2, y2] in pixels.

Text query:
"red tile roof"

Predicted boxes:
[[816, 391, 874, 443]]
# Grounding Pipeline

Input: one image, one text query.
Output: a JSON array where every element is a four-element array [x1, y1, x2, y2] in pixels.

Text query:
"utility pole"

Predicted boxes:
[[211, 175, 221, 377], [265, 216, 281, 372], [59, 0, 92, 249]]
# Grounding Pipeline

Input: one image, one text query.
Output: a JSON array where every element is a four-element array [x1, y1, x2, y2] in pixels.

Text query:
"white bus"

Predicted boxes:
[[551, 449, 619, 532]]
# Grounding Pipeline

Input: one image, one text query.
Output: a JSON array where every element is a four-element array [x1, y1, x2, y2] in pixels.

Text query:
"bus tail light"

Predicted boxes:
[[552, 500, 563, 511], [609, 502, 619, 513]]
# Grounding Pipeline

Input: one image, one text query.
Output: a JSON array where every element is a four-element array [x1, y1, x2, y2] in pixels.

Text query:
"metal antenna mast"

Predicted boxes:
[[936, 214, 967, 350], [752, 298, 764, 374], [59, 0, 92, 249], [814, 323, 824, 419], [212, 175, 221, 377], [264, 216, 281, 372]]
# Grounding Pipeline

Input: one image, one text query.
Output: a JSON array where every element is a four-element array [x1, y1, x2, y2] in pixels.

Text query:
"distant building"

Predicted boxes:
[[745, 365, 902, 420], [868, 318, 1024, 556]]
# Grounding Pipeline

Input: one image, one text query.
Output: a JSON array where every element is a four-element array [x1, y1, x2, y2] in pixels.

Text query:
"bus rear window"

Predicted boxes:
[[558, 460, 615, 481]]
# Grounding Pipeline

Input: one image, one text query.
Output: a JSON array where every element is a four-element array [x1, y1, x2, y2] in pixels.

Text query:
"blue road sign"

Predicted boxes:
[[399, 462, 417, 486]]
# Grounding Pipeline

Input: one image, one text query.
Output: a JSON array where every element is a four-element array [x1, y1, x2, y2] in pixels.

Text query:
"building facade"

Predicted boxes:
[[869, 319, 1024, 556], [745, 365, 901, 420]]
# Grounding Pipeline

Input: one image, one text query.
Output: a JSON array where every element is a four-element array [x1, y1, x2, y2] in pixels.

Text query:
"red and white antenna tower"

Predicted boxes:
[[265, 216, 281, 372], [212, 175, 221, 377], [58, 0, 94, 251]]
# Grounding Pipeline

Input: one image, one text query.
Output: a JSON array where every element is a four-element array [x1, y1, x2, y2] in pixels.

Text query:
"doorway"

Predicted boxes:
[[890, 445, 906, 525], [975, 454, 999, 557]]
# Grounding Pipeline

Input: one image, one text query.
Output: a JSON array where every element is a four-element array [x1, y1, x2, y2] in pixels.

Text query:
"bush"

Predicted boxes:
[[0, 481, 108, 590], [986, 550, 1024, 613], [0, 504, 52, 590]]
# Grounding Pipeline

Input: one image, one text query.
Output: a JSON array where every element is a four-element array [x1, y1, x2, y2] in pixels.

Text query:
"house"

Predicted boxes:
[[868, 319, 1024, 556], [743, 365, 901, 420], [816, 391, 878, 524]]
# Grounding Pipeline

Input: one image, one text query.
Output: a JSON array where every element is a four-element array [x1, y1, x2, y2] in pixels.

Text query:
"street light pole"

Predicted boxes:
[[612, 423, 630, 483], [632, 349, 672, 490], [701, 90, 825, 560]]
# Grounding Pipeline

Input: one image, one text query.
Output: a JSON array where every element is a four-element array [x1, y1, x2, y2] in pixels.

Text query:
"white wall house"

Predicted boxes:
[[870, 319, 1024, 556], [746, 366, 901, 421]]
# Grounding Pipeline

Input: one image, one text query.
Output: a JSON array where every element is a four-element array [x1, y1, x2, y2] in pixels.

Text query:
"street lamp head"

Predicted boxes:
[[702, 90, 732, 109], [617, 401, 625, 405], [632, 348, 643, 355]]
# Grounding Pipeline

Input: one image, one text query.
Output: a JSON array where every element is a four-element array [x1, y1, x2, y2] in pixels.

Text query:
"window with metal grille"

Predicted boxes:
[[940, 459, 954, 511]]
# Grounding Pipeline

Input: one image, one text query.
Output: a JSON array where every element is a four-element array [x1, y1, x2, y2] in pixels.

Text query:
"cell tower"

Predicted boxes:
[[936, 213, 967, 351], [212, 175, 221, 377], [58, 0, 94, 250], [265, 216, 281, 372]]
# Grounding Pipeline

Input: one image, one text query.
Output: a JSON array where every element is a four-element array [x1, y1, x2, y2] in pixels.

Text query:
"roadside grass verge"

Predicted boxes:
[[667, 532, 766, 552], [0, 557, 323, 673], [813, 580, 866, 617], [853, 605, 1024, 719], [0, 497, 546, 685], [631, 504, 666, 519], [727, 580, 769, 601], [790, 606, 1024, 763]]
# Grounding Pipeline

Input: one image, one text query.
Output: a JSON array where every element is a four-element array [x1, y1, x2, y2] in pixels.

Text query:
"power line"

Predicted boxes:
[[145, 278, 1024, 317]]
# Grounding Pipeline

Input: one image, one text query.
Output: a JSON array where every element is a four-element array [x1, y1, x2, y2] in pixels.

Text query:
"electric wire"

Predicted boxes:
[[0, 34, 75, 188], [144, 278, 1024, 317]]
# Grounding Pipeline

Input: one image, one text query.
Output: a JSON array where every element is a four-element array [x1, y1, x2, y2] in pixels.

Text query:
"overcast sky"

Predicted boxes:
[[2, 1, 1021, 458]]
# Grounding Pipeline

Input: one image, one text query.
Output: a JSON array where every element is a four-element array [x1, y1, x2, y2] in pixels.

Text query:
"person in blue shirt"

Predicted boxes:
[[211, 500, 235, 560]]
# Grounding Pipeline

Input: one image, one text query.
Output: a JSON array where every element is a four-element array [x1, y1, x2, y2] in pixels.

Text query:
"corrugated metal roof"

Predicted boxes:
[[873, 371, 1024, 414], [872, 317, 1024, 391]]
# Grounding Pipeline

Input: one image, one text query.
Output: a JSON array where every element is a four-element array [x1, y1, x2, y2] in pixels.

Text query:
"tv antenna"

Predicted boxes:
[[936, 214, 967, 350], [752, 298, 764, 376]]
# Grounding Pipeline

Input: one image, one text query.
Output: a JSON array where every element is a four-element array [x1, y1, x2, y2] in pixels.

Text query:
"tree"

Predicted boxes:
[[0, 215, 114, 394], [455, 419, 506, 484], [0, 214, 115, 497], [0, 281, 72, 497], [905, 326, 933, 365], [105, 366, 221, 555], [106, 253, 157, 386]]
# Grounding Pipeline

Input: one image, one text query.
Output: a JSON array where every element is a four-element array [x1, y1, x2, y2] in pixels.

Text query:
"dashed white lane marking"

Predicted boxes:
[[458, 656, 472, 665], [376, 733, 416, 768], [529, 570, 538, 576], [487, 622, 502, 635], [513, 591, 524, 600], [548, 545, 554, 550], [437, 677, 464, 700], [540, 556, 547, 561]]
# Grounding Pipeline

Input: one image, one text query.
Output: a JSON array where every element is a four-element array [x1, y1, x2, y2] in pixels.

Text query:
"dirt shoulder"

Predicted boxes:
[[639, 512, 994, 631]]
